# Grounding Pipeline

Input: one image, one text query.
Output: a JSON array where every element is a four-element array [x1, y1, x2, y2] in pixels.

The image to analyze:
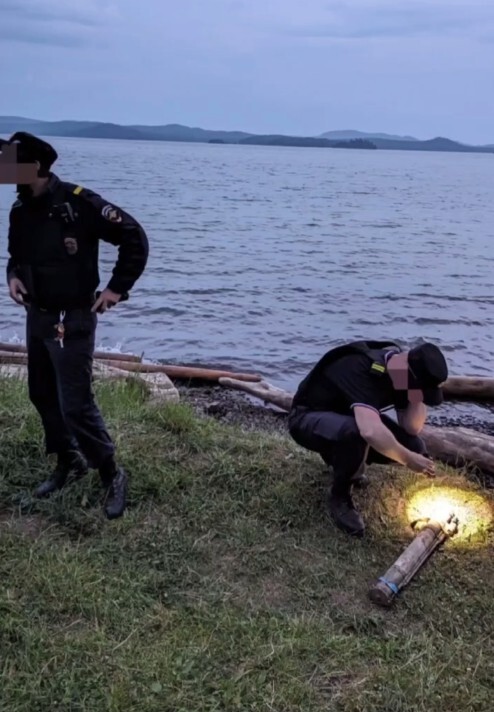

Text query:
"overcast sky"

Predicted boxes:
[[1, 0, 493, 143]]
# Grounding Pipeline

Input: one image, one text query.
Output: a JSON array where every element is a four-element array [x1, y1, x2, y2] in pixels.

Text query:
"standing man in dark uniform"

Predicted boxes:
[[1, 132, 149, 519], [288, 340, 448, 537]]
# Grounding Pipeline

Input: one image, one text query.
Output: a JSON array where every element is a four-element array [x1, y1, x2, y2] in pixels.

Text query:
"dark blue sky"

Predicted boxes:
[[1, 0, 493, 144]]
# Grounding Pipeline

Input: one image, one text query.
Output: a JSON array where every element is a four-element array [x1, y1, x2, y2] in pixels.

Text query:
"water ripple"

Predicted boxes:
[[1, 139, 493, 394]]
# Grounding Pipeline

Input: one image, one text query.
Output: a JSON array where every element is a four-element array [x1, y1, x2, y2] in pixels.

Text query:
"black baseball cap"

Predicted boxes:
[[1, 132, 58, 170], [407, 342, 448, 406]]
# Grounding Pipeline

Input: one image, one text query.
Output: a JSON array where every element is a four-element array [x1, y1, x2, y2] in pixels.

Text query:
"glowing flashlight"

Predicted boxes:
[[368, 512, 459, 607]]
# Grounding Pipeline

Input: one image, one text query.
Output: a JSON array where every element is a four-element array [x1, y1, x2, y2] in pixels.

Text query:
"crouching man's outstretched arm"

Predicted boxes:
[[353, 405, 434, 476]]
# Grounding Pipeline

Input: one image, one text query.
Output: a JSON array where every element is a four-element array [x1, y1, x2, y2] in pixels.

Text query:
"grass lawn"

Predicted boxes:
[[1, 375, 493, 711]]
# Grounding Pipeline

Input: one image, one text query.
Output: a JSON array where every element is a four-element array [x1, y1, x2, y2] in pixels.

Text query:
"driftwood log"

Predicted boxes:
[[3, 342, 493, 401], [0, 351, 262, 384], [0, 352, 27, 365], [100, 360, 262, 382], [0, 342, 142, 363], [218, 374, 494, 402], [441, 376, 494, 401], [220, 377, 293, 411], [218, 377, 494, 477]]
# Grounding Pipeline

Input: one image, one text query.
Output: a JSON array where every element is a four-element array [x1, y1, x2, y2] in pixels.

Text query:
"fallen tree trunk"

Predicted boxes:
[[3, 337, 494, 397], [0, 344, 27, 354], [420, 425, 494, 475], [0, 352, 261, 383], [219, 377, 293, 411], [217, 373, 494, 402], [0, 352, 27, 365], [90, 360, 263, 383], [97, 351, 142, 364], [0, 351, 261, 383], [0, 352, 147, 367], [0, 342, 142, 363], [2, 339, 494, 398], [219, 377, 494, 477], [441, 376, 494, 401]]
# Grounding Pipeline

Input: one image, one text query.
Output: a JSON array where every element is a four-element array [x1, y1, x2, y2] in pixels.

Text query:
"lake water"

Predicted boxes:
[[1, 137, 494, 401]]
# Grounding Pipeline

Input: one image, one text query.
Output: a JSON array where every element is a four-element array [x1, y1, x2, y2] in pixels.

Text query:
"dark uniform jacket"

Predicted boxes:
[[6, 173, 149, 310], [291, 340, 406, 414]]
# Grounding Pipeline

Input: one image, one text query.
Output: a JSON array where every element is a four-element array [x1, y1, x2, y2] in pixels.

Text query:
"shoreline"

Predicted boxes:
[[2, 355, 494, 437], [178, 383, 494, 437], [178, 384, 289, 435]]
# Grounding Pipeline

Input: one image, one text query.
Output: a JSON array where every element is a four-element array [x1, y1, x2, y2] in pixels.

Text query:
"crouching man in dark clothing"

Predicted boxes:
[[1, 132, 149, 519], [288, 340, 448, 538]]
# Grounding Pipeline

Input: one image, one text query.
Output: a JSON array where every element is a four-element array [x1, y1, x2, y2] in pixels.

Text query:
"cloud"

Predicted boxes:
[[1, 0, 107, 25], [0, 0, 119, 46], [271, 1, 494, 41], [0, 0, 493, 144], [0, 25, 98, 48]]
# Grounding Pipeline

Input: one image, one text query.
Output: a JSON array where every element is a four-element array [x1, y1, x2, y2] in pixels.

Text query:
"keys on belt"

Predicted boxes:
[[54, 311, 66, 348]]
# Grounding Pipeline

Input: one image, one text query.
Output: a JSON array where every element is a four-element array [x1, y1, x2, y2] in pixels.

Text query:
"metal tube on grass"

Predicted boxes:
[[368, 513, 459, 607]]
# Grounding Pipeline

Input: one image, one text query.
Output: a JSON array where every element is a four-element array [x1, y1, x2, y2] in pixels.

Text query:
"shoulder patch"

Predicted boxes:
[[73, 185, 84, 195], [101, 204, 122, 223], [370, 362, 386, 374]]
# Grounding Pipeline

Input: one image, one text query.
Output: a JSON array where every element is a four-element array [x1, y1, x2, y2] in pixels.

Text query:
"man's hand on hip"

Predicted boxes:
[[91, 288, 121, 314], [8, 277, 28, 305]]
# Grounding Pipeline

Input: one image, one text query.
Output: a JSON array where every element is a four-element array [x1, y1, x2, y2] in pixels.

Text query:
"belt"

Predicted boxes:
[[27, 294, 96, 313]]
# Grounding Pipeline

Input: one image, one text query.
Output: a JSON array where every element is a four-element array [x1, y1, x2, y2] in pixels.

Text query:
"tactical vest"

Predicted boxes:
[[291, 340, 402, 410]]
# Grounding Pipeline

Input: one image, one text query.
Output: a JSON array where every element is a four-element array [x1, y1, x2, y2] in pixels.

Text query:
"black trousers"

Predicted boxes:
[[288, 406, 427, 495], [26, 306, 115, 469]]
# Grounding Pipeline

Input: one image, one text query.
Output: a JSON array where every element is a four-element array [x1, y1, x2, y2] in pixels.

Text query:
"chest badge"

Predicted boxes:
[[64, 237, 78, 255]]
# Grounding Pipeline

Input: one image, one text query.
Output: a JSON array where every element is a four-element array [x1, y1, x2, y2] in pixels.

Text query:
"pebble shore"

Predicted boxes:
[[179, 384, 494, 437]]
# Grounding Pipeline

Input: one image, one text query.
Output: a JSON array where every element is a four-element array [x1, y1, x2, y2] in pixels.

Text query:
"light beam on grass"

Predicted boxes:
[[369, 483, 492, 607], [406, 485, 493, 545]]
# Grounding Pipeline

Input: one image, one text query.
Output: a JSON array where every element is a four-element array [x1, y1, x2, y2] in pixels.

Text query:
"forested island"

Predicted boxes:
[[238, 135, 376, 149]]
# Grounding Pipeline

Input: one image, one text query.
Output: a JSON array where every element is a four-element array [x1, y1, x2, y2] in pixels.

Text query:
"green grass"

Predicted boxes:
[[1, 376, 493, 711]]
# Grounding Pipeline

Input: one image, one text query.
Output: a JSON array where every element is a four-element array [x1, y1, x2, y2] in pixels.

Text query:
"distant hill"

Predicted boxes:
[[127, 123, 251, 143], [239, 135, 376, 149], [320, 129, 494, 154], [72, 123, 147, 140], [0, 116, 97, 136], [372, 136, 494, 153], [0, 117, 251, 144], [0, 116, 493, 154], [320, 129, 418, 142]]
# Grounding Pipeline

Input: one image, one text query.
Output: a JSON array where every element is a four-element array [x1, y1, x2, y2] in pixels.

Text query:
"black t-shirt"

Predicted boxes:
[[320, 351, 402, 416]]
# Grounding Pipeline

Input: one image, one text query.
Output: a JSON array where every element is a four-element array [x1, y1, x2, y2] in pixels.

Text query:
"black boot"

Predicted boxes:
[[34, 450, 88, 499], [100, 457, 128, 520], [326, 489, 365, 537]]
